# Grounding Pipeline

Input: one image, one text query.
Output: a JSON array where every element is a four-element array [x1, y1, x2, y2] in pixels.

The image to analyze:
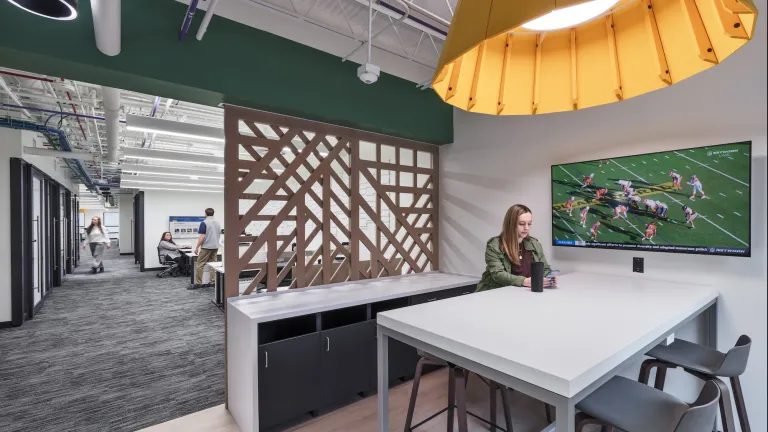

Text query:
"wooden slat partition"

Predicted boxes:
[[223, 105, 439, 299]]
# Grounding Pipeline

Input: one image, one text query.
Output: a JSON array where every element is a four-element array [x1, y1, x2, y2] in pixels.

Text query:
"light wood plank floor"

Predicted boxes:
[[141, 368, 570, 432]]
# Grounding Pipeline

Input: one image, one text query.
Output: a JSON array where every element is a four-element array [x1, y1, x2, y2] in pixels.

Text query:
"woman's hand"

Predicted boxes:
[[82, 244, 86, 250], [545, 276, 558, 288], [522, 277, 531, 287], [106, 244, 111, 249]]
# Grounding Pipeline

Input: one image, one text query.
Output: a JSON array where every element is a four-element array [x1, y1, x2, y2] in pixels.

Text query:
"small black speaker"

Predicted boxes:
[[531, 262, 544, 293]]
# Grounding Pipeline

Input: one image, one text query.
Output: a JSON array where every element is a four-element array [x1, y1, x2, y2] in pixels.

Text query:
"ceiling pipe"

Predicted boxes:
[[196, 0, 221, 41], [379, 0, 448, 34], [0, 77, 34, 119], [24, 146, 95, 161], [343, 0, 410, 62], [179, 0, 201, 41], [91, 0, 121, 56], [0, 103, 124, 122], [348, 0, 446, 40], [62, 78, 88, 141], [101, 87, 121, 163], [0, 69, 55, 82]]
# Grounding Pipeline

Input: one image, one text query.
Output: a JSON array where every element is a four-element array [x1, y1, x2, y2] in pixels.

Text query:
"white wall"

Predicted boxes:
[[119, 193, 134, 254], [142, 190, 224, 268], [440, 12, 767, 430]]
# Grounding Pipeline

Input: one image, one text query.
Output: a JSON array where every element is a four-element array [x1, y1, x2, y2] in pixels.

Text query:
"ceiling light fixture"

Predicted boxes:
[[125, 114, 225, 143], [433, 0, 758, 116], [6, 0, 78, 20], [521, 0, 620, 31], [120, 163, 224, 179], [122, 147, 225, 167], [121, 179, 224, 188], [119, 186, 223, 193]]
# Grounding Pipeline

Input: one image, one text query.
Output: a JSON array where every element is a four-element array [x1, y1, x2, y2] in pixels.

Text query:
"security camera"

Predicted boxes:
[[357, 63, 380, 85]]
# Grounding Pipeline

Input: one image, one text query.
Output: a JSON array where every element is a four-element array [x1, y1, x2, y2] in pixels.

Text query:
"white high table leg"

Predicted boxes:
[[377, 327, 389, 432]]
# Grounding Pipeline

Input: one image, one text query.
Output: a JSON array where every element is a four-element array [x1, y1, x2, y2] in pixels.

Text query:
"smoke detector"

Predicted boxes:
[[357, 63, 380, 85]]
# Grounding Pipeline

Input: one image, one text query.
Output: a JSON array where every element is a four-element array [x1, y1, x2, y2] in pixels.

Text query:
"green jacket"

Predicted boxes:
[[476, 236, 551, 291]]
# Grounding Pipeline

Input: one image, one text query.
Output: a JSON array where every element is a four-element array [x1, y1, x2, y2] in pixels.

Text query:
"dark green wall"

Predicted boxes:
[[0, 0, 453, 144]]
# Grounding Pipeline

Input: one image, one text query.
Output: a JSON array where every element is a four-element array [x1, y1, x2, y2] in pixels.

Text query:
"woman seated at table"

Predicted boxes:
[[158, 232, 190, 274], [477, 204, 556, 291]]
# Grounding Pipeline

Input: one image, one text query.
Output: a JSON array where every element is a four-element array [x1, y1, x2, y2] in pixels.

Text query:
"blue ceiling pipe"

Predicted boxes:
[[179, 0, 201, 41], [0, 118, 116, 191]]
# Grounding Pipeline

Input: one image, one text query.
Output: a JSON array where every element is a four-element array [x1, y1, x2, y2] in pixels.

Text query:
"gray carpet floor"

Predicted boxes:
[[0, 247, 224, 432]]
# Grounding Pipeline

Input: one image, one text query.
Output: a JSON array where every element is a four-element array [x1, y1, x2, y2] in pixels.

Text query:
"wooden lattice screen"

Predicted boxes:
[[223, 106, 439, 299]]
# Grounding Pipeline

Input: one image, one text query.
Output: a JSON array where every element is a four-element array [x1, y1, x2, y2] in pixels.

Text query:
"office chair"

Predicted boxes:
[[157, 248, 181, 278]]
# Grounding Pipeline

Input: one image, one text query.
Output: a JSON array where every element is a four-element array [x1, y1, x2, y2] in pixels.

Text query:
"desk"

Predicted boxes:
[[376, 272, 718, 432], [227, 272, 480, 432], [180, 248, 222, 285]]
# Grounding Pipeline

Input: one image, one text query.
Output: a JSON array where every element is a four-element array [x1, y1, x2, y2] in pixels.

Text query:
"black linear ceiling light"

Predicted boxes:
[[6, 0, 78, 20]]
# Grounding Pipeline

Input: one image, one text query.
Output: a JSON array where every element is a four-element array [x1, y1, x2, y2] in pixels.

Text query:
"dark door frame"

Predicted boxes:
[[10, 158, 28, 326]]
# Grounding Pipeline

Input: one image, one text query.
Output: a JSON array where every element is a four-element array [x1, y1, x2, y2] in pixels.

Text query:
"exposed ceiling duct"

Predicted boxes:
[[101, 86, 121, 163], [90, 0, 121, 56]]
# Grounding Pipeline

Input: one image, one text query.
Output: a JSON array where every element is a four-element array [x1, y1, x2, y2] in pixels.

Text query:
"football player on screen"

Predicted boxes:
[[613, 205, 628, 219], [655, 201, 669, 219], [599, 159, 610, 167], [643, 198, 658, 214], [582, 173, 594, 188], [682, 205, 698, 229], [687, 175, 707, 199], [628, 194, 643, 208], [595, 188, 609, 201], [580, 206, 590, 227], [669, 171, 682, 191], [565, 196, 575, 216], [642, 221, 657, 241], [590, 221, 601, 241]]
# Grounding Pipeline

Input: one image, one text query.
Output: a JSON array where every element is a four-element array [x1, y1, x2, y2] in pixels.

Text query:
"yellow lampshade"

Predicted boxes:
[[432, 0, 758, 115]]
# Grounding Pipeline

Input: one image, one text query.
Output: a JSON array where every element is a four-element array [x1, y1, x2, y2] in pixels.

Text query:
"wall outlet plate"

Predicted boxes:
[[633, 257, 644, 273]]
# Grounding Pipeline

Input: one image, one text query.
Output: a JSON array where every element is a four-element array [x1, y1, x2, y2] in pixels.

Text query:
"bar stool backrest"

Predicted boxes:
[[715, 335, 752, 377], [674, 381, 720, 432]]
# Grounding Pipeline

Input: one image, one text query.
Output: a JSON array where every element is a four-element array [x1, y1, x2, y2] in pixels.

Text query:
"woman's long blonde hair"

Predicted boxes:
[[500, 204, 532, 265]]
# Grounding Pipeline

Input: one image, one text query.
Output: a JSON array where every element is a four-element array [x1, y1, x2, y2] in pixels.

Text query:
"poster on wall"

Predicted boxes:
[[169, 216, 206, 239], [551, 141, 751, 257]]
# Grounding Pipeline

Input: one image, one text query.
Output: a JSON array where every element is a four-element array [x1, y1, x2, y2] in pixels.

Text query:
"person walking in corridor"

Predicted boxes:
[[189, 208, 221, 289], [82, 215, 111, 274]]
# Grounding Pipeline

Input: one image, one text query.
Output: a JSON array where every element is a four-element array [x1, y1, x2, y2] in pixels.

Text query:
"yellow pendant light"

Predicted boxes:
[[432, 0, 758, 115]]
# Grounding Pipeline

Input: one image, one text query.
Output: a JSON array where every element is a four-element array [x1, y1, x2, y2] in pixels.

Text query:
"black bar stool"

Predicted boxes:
[[640, 335, 752, 432], [404, 351, 513, 432]]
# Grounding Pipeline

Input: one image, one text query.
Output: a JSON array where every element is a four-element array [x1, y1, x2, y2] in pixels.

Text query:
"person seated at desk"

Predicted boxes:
[[477, 204, 557, 291], [158, 232, 191, 274]]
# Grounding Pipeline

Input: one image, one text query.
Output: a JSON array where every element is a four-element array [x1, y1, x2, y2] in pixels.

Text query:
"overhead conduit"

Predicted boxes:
[[101, 86, 121, 163]]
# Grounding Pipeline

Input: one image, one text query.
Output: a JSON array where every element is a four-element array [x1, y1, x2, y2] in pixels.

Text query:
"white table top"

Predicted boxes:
[[377, 272, 718, 398], [228, 272, 479, 323]]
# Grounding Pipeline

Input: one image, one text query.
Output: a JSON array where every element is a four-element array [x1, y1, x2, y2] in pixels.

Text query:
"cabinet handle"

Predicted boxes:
[[265, 352, 268, 368], [427, 298, 438, 302], [326, 336, 330, 352]]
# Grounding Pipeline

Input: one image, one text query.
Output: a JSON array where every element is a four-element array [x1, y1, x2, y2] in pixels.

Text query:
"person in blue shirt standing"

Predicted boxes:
[[189, 208, 222, 289]]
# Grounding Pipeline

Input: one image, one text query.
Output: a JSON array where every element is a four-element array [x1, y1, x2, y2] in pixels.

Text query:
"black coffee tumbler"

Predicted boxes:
[[531, 262, 544, 293]]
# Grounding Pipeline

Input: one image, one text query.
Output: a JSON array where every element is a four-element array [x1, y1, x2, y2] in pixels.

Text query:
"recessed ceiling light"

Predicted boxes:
[[520, 0, 620, 32], [6, 0, 78, 20]]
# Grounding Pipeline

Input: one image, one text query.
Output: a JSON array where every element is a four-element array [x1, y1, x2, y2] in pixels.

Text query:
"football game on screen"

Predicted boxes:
[[551, 142, 751, 257]]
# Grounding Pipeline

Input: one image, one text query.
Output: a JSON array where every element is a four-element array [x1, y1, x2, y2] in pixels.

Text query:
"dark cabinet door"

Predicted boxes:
[[444, 285, 476, 299], [258, 333, 321, 429], [388, 338, 421, 382], [320, 321, 374, 405]]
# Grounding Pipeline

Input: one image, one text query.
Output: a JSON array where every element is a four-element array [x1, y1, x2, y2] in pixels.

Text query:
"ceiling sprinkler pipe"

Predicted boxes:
[[179, 0, 201, 41], [0, 69, 55, 82], [141, 96, 161, 148], [196, 0, 221, 41]]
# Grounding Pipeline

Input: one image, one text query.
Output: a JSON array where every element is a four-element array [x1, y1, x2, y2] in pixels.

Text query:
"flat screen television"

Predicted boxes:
[[551, 141, 751, 257]]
